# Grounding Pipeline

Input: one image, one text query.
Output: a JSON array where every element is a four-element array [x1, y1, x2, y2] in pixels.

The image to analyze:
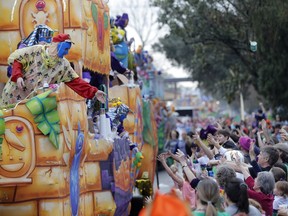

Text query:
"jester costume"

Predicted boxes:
[[0, 34, 98, 106]]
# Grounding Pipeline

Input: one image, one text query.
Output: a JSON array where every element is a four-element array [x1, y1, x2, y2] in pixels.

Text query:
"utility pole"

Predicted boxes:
[[239, 83, 245, 121], [230, 69, 245, 120]]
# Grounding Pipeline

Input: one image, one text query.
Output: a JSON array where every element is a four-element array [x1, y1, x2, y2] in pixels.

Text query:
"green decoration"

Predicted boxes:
[[128, 51, 136, 71], [0, 137, 2, 160], [104, 12, 109, 29], [142, 101, 156, 146], [91, 3, 98, 24], [0, 110, 5, 135], [157, 121, 165, 152], [133, 151, 144, 168], [25, 90, 60, 149]]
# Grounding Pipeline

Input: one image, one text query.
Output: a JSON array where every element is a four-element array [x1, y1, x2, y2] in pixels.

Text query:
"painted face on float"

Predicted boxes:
[[57, 42, 71, 58]]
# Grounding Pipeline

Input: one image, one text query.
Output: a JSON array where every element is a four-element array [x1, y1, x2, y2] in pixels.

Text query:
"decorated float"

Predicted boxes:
[[0, 1, 158, 215]]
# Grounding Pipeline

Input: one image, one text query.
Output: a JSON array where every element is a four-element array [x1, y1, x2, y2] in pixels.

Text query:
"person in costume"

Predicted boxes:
[[0, 33, 105, 106], [7, 25, 54, 78]]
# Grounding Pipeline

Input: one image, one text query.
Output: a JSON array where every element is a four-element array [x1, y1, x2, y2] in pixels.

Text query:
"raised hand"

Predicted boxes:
[[261, 119, 267, 130], [157, 152, 170, 162], [95, 90, 106, 103], [207, 134, 216, 145], [249, 138, 256, 160], [144, 196, 152, 205], [175, 149, 187, 165], [192, 133, 201, 143]]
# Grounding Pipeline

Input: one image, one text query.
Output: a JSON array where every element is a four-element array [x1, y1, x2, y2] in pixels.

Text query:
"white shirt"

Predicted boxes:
[[273, 195, 288, 210]]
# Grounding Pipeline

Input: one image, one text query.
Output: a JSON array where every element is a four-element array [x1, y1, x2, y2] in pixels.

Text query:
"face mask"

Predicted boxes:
[[57, 42, 71, 58]]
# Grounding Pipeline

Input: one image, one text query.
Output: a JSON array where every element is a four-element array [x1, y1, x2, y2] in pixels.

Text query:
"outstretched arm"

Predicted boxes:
[[65, 78, 106, 103], [193, 133, 214, 160], [174, 149, 197, 183], [157, 153, 184, 187]]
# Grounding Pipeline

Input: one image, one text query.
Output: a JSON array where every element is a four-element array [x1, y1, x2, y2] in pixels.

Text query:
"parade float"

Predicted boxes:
[[0, 1, 157, 215]]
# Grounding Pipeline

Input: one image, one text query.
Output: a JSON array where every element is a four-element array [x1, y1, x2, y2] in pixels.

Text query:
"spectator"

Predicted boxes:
[[270, 167, 286, 182], [238, 136, 259, 164], [215, 165, 236, 188], [248, 145, 279, 178], [254, 103, 266, 128], [164, 130, 179, 166], [192, 178, 229, 216], [274, 143, 288, 165], [176, 131, 188, 155], [157, 152, 196, 209], [272, 124, 282, 143], [224, 177, 262, 216], [240, 165, 275, 216], [185, 132, 195, 157], [215, 129, 237, 149], [273, 181, 288, 214]]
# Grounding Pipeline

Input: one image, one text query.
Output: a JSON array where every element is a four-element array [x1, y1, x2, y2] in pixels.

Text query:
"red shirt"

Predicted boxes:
[[245, 176, 274, 216]]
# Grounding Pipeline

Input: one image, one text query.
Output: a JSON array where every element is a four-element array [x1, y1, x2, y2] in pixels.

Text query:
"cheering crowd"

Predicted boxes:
[[140, 109, 288, 216]]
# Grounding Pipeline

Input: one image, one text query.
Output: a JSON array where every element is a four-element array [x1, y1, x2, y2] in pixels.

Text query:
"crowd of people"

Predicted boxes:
[[140, 110, 288, 216]]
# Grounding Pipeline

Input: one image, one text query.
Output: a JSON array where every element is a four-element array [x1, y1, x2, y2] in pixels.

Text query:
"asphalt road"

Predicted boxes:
[[153, 169, 174, 194]]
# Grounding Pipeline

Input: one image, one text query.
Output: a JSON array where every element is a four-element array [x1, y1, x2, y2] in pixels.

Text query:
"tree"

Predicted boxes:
[[152, 0, 288, 117], [110, 0, 162, 49]]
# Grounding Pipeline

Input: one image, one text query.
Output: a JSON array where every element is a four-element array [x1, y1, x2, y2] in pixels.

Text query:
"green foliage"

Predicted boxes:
[[152, 0, 288, 112], [26, 90, 60, 149]]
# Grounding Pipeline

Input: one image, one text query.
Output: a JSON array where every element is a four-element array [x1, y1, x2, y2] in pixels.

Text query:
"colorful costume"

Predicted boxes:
[[0, 34, 98, 106]]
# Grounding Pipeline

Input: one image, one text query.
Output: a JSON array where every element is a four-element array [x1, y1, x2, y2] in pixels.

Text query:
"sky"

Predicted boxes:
[[108, 0, 197, 88]]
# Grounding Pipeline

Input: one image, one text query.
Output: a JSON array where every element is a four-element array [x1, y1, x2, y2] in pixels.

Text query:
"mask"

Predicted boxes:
[[57, 42, 71, 58], [38, 36, 52, 44], [38, 27, 54, 44]]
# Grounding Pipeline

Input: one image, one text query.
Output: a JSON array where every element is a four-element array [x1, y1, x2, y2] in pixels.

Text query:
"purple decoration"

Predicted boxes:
[[113, 138, 130, 170], [98, 137, 136, 215], [100, 153, 114, 190], [114, 188, 132, 216], [70, 123, 84, 216], [113, 137, 133, 216], [16, 124, 24, 133], [115, 13, 129, 29], [82, 71, 91, 80]]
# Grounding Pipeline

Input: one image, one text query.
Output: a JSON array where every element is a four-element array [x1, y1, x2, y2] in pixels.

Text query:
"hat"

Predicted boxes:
[[52, 33, 74, 43], [122, 13, 129, 20], [274, 143, 288, 154], [200, 125, 217, 140], [139, 191, 191, 216], [239, 136, 253, 151]]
